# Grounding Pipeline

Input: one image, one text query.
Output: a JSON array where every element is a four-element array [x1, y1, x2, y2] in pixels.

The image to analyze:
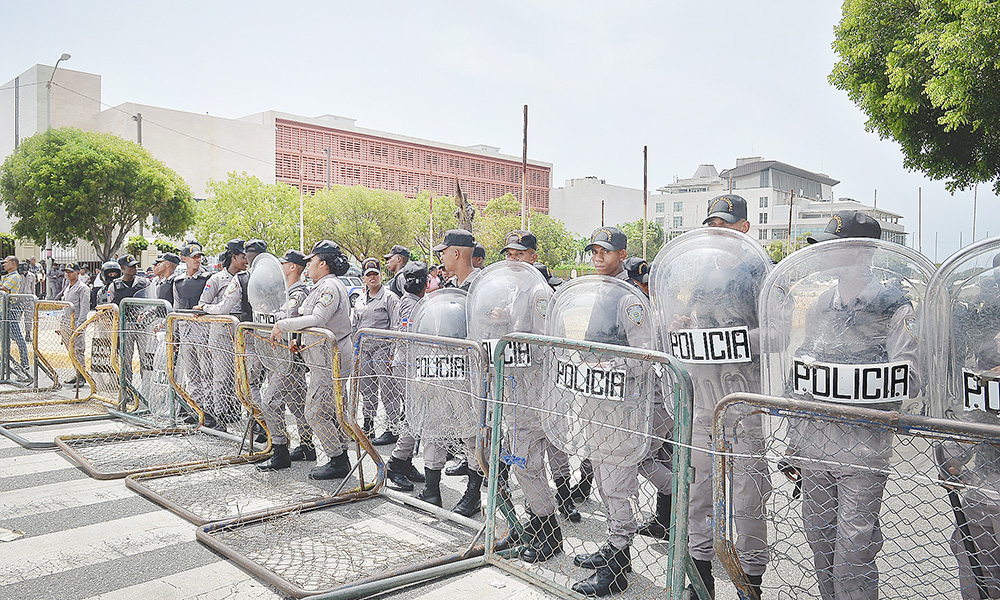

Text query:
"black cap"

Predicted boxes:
[[533, 262, 563, 287], [473, 242, 486, 259], [279, 249, 308, 267], [245, 239, 268, 254], [305, 240, 341, 259], [180, 242, 204, 258], [226, 239, 246, 255], [383, 245, 411, 260], [623, 257, 650, 284], [433, 229, 475, 252], [161, 252, 180, 265], [704, 194, 748, 224], [586, 227, 627, 252], [361, 257, 381, 275], [119, 254, 139, 268], [807, 211, 882, 244], [502, 230, 537, 252], [63, 262, 81, 272]]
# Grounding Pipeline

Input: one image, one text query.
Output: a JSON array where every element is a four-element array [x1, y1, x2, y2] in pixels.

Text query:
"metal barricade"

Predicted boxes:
[[0, 293, 36, 385], [193, 328, 490, 599], [712, 392, 988, 599], [117, 298, 176, 418], [124, 322, 351, 525], [53, 312, 267, 479], [481, 332, 696, 600]]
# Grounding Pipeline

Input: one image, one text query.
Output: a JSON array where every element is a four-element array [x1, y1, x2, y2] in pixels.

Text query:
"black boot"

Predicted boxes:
[[309, 452, 351, 480], [574, 543, 633, 572], [289, 441, 317, 462], [362, 417, 374, 439], [636, 492, 672, 539], [521, 514, 563, 563], [417, 468, 443, 507], [386, 457, 415, 492], [686, 559, 715, 599], [452, 470, 483, 517], [555, 476, 582, 523], [371, 430, 399, 446], [256, 444, 291, 471], [252, 421, 269, 444], [746, 574, 763, 600], [445, 458, 470, 477], [572, 545, 630, 597], [571, 470, 593, 503], [399, 458, 425, 483]]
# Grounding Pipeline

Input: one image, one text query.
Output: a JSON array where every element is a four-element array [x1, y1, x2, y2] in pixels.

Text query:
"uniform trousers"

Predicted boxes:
[[359, 344, 402, 424], [260, 362, 311, 446], [207, 325, 237, 418], [178, 321, 210, 413], [950, 492, 1000, 599], [303, 346, 349, 459]]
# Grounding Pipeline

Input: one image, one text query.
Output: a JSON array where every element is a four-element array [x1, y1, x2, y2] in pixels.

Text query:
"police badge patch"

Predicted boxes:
[[226, 279, 239, 294], [625, 303, 644, 326], [286, 297, 299, 309], [319, 292, 334, 306], [535, 297, 548, 318]]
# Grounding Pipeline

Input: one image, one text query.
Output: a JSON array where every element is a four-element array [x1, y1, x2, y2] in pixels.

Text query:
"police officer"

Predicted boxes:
[[154, 253, 181, 303], [435, 229, 481, 291], [59, 262, 90, 386], [472, 242, 486, 270], [352, 257, 401, 444], [785, 211, 919, 600], [570, 226, 674, 597], [172, 242, 214, 425], [197, 239, 249, 427], [622, 257, 650, 297], [385, 261, 430, 491], [269, 240, 355, 480], [106, 255, 150, 304], [91, 261, 121, 309], [383, 245, 411, 297], [257, 249, 315, 470]]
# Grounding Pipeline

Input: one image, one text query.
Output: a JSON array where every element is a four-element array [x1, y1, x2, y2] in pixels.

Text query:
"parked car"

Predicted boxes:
[[339, 276, 363, 307]]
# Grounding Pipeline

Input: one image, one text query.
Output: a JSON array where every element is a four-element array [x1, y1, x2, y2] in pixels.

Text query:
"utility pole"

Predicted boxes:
[[918, 187, 923, 255], [642, 146, 648, 260], [521, 105, 528, 231], [972, 185, 978, 242], [298, 148, 305, 252]]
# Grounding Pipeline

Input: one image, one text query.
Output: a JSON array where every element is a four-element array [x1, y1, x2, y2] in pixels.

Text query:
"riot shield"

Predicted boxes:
[[406, 288, 480, 441], [926, 237, 1000, 503], [649, 227, 771, 431], [759, 237, 934, 467], [467, 260, 550, 363], [543, 275, 654, 465], [246, 253, 292, 377]]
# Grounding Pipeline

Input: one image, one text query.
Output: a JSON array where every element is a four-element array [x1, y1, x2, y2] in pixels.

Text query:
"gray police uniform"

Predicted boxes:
[[790, 280, 918, 600], [592, 269, 673, 551], [173, 266, 212, 413], [260, 279, 312, 446], [353, 284, 401, 426], [108, 276, 152, 384], [202, 268, 260, 410], [60, 279, 90, 370], [389, 291, 423, 464], [199, 268, 239, 419], [274, 273, 354, 460]]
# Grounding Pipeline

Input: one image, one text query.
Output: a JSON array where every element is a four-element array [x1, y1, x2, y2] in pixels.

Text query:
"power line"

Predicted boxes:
[[51, 82, 274, 166]]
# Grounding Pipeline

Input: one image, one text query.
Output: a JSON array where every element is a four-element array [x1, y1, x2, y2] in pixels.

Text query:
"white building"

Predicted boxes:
[[548, 176, 646, 238], [653, 157, 908, 246]]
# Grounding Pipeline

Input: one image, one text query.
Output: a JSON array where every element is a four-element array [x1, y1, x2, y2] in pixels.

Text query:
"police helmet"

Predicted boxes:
[[401, 261, 428, 295]]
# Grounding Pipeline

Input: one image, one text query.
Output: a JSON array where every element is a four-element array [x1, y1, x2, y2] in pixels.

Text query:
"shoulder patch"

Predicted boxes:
[[319, 292, 334, 307], [286, 297, 299, 309], [625, 303, 645, 326], [225, 279, 239, 295], [535, 297, 549, 318]]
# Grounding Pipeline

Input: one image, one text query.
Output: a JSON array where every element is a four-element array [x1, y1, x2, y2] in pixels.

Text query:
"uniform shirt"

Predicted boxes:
[[275, 274, 353, 371], [276, 280, 309, 320], [388, 272, 405, 297], [199, 269, 235, 307], [106, 277, 150, 305], [391, 292, 422, 332], [172, 267, 211, 310], [18, 270, 35, 295], [62, 279, 90, 328], [353, 285, 398, 332], [0, 270, 22, 294], [444, 267, 482, 292], [202, 269, 247, 317]]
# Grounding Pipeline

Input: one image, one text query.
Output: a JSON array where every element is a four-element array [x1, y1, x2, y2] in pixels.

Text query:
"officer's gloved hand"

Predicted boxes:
[[778, 459, 802, 500]]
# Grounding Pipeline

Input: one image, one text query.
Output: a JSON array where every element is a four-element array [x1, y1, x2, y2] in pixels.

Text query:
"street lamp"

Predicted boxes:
[[45, 53, 71, 130]]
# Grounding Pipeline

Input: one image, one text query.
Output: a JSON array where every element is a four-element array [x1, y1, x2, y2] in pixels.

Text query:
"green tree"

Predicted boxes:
[[153, 238, 180, 254], [0, 128, 194, 261], [193, 172, 301, 256], [125, 235, 149, 256], [306, 185, 414, 261], [830, 0, 1000, 193], [473, 194, 578, 267], [409, 190, 459, 260], [617, 219, 665, 261]]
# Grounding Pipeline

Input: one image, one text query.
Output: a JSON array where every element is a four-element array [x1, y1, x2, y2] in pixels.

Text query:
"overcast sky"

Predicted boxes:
[[4, 1, 994, 262]]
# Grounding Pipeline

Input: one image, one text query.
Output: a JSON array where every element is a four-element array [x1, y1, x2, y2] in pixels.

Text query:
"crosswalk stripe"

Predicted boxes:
[[0, 476, 131, 520], [79, 561, 283, 600], [0, 450, 78, 478], [0, 511, 192, 586]]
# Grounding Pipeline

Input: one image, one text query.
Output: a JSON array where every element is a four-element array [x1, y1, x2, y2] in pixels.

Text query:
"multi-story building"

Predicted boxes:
[[548, 176, 647, 237], [652, 157, 908, 246], [1, 64, 552, 259]]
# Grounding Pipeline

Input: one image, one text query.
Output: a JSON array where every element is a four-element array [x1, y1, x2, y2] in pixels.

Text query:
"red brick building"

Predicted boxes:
[[274, 117, 552, 212]]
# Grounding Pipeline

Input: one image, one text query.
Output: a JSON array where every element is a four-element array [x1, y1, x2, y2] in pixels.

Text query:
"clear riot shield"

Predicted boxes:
[[407, 288, 480, 442], [649, 227, 771, 431], [467, 260, 549, 367], [543, 275, 654, 466], [247, 253, 293, 378]]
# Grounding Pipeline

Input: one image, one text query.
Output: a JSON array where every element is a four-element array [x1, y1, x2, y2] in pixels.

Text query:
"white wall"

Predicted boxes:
[[549, 177, 645, 237]]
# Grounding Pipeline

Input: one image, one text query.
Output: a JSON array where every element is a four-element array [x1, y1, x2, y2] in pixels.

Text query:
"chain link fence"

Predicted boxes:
[[711, 392, 992, 599], [193, 328, 491, 599], [481, 332, 696, 600]]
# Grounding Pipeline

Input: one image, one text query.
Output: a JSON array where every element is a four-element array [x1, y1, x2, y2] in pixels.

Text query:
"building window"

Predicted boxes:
[[759, 212, 768, 224], [673, 216, 683, 228], [655, 202, 665, 213], [759, 196, 768, 208], [760, 170, 770, 187], [673, 201, 683, 212], [759, 229, 768, 240], [655, 216, 664, 226]]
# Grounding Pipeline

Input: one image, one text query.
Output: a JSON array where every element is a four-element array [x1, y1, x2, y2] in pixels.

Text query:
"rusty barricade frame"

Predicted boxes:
[[124, 322, 366, 525], [192, 327, 492, 600], [712, 392, 1000, 599], [53, 312, 268, 479]]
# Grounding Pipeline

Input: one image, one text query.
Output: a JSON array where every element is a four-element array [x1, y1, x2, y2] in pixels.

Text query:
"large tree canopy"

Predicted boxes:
[[830, 0, 1000, 193], [194, 172, 301, 255], [305, 185, 415, 262], [474, 194, 578, 267], [0, 128, 194, 260]]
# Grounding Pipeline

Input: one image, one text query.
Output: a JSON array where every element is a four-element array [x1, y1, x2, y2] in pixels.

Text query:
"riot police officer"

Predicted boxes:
[[106, 255, 150, 304], [435, 229, 481, 291], [173, 242, 213, 424], [154, 253, 181, 302], [383, 245, 411, 297], [269, 240, 355, 480]]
